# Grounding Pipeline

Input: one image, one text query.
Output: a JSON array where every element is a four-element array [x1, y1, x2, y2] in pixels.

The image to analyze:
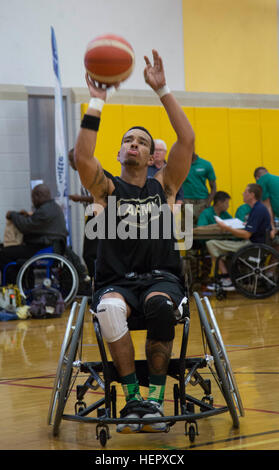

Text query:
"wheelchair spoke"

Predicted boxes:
[[237, 256, 257, 270], [259, 273, 277, 287], [253, 274, 259, 295], [234, 271, 254, 282]]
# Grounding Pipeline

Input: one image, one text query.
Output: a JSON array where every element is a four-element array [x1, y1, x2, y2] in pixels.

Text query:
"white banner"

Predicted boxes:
[[51, 26, 70, 238]]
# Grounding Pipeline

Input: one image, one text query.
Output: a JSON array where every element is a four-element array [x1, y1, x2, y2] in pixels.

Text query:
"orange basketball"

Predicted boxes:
[[84, 34, 135, 85]]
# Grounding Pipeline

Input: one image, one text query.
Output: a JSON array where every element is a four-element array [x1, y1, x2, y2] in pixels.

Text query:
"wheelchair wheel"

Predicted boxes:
[[203, 296, 245, 418], [16, 253, 79, 306], [193, 292, 240, 428], [51, 297, 87, 436], [47, 301, 79, 425], [231, 243, 279, 299]]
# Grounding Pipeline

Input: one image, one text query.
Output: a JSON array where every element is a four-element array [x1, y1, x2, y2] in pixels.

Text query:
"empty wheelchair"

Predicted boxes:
[[213, 243, 279, 300], [16, 248, 79, 306], [48, 292, 244, 447]]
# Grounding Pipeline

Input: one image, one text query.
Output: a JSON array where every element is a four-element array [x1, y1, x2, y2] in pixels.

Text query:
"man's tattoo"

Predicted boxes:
[[145, 339, 173, 375]]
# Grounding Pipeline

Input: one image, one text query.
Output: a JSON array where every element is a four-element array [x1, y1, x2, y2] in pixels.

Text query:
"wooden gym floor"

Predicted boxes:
[[1, 290, 279, 452]]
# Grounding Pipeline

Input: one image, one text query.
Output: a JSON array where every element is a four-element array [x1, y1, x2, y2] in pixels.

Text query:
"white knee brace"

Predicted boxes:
[[96, 298, 128, 343]]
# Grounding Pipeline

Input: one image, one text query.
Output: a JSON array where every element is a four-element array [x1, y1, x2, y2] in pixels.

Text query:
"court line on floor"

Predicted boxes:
[[1, 379, 279, 417], [182, 428, 279, 450]]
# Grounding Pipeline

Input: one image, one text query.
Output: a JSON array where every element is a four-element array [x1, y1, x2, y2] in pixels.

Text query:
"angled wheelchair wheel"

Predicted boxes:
[[47, 301, 79, 426], [203, 296, 245, 418], [231, 243, 279, 299], [193, 292, 240, 428], [16, 253, 79, 306], [51, 297, 87, 436]]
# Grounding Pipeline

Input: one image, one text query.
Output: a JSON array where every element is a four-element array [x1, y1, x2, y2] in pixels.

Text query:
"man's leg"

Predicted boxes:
[[95, 291, 142, 433], [142, 291, 175, 431]]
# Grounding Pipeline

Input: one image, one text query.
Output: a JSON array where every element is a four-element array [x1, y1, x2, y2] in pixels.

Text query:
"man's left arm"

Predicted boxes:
[[8, 208, 46, 234], [207, 180, 216, 206], [143, 50, 195, 194]]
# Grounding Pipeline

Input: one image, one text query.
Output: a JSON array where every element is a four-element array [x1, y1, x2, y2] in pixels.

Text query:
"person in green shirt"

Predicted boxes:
[[182, 151, 216, 226], [254, 167, 279, 240], [235, 203, 251, 223], [197, 191, 232, 226]]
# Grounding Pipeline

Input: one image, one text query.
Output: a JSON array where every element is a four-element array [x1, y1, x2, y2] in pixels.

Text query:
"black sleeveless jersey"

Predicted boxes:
[[93, 172, 181, 288]]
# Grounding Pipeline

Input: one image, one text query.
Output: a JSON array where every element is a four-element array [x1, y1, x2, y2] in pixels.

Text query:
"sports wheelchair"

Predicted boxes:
[[48, 292, 244, 447], [212, 243, 279, 300]]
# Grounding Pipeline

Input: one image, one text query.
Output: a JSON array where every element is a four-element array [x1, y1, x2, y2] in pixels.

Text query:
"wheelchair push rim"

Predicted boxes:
[[203, 296, 245, 417], [51, 297, 87, 436], [47, 301, 79, 425], [193, 292, 241, 428]]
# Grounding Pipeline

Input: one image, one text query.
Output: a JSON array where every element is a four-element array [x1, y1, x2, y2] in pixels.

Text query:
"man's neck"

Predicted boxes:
[[120, 167, 147, 187]]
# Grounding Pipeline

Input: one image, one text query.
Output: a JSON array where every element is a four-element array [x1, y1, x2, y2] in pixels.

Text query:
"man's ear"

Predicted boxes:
[[148, 155, 154, 166], [117, 151, 120, 162]]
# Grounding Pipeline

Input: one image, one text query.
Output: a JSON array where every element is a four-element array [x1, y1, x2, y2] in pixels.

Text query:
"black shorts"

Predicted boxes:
[[92, 274, 185, 318]]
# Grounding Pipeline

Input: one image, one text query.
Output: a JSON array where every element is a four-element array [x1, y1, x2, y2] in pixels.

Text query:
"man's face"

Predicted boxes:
[[153, 143, 167, 167], [118, 128, 153, 167], [255, 170, 266, 181], [243, 186, 252, 203], [219, 198, 230, 212]]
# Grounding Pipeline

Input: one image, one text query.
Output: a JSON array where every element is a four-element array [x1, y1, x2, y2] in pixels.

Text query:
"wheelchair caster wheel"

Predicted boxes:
[[188, 425, 196, 443], [96, 424, 110, 447], [185, 421, 198, 443]]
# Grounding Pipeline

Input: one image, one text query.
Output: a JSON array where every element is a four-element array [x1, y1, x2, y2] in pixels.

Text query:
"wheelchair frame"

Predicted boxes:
[[48, 293, 244, 447]]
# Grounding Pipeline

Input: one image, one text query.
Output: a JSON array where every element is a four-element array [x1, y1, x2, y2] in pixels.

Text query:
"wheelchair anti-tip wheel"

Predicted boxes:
[[16, 253, 79, 306], [231, 243, 279, 299], [50, 296, 87, 436], [193, 292, 242, 428]]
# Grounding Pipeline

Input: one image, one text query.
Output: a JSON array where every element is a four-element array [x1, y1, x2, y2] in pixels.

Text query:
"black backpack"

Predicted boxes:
[[29, 286, 65, 319]]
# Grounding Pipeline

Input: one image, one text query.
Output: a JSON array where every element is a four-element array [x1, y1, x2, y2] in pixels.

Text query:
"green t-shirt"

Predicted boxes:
[[258, 173, 279, 217], [235, 203, 251, 222], [197, 206, 232, 226], [182, 155, 216, 199]]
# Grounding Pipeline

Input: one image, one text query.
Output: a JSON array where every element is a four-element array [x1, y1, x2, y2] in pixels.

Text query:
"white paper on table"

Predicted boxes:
[[214, 216, 245, 229]]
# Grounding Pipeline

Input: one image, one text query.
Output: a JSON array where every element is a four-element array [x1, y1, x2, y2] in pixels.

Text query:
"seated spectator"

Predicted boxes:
[[206, 184, 271, 291], [235, 203, 251, 223], [182, 149, 216, 226], [148, 139, 184, 205], [0, 183, 89, 288], [197, 191, 232, 226], [254, 166, 279, 244]]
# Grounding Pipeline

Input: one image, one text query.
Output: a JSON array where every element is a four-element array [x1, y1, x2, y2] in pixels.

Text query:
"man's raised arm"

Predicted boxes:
[[144, 50, 195, 194], [74, 75, 113, 201]]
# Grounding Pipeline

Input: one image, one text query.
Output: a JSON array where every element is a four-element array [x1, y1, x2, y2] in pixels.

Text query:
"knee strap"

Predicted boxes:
[[144, 295, 176, 342], [96, 298, 128, 343]]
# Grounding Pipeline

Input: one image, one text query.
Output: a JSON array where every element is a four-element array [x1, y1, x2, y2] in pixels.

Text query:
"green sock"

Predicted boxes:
[[120, 372, 142, 403], [147, 375, 166, 405]]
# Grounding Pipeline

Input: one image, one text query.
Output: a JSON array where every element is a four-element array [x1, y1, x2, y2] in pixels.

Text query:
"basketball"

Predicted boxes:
[[84, 34, 135, 85]]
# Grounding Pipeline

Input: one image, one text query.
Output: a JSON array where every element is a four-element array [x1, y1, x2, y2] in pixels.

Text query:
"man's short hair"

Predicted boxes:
[[122, 126, 155, 155], [254, 167, 267, 179], [32, 184, 51, 208], [154, 139, 167, 152], [213, 191, 231, 205], [247, 183, 262, 201]]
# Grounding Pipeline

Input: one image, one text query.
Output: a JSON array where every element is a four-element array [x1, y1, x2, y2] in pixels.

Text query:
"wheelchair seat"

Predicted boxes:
[[48, 293, 244, 446]]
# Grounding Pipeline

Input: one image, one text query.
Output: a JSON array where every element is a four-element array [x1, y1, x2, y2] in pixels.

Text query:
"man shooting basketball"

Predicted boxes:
[[75, 49, 195, 433]]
